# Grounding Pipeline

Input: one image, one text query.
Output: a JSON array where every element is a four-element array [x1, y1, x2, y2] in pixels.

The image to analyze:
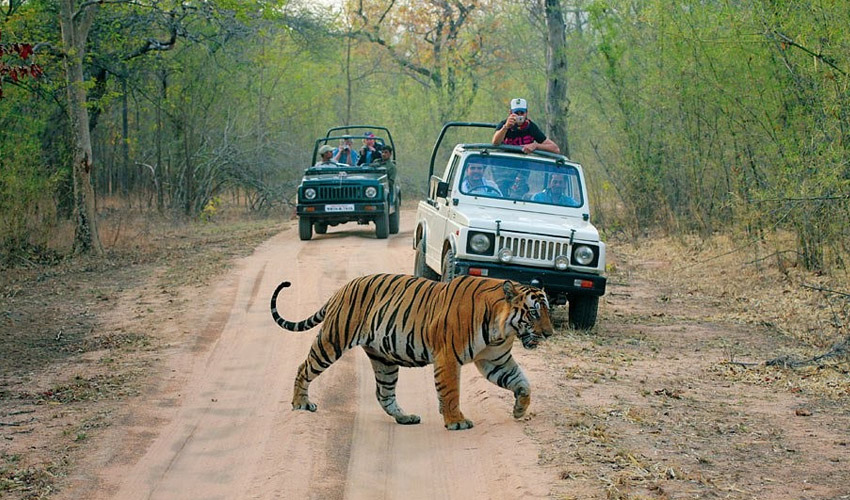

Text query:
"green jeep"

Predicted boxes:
[[295, 126, 401, 241]]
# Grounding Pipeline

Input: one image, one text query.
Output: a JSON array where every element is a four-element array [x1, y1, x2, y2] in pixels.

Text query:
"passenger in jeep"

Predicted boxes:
[[531, 173, 573, 205], [357, 131, 384, 165], [461, 163, 502, 196], [492, 97, 560, 155], [332, 138, 359, 165], [370, 145, 397, 188], [506, 171, 530, 199], [314, 144, 336, 167]]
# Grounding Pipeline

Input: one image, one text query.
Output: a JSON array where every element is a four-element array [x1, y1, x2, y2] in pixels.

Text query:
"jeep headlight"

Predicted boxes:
[[365, 186, 378, 198], [573, 245, 595, 266], [554, 255, 570, 270], [467, 232, 494, 255], [303, 188, 317, 200], [498, 248, 513, 263]]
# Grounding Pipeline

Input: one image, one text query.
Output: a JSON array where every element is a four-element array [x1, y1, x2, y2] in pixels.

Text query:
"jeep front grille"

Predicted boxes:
[[317, 185, 362, 201], [498, 235, 568, 263]]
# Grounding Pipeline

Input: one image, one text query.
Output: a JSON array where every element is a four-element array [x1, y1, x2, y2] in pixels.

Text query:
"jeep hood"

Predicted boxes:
[[459, 205, 600, 240], [302, 171, 386, 182]]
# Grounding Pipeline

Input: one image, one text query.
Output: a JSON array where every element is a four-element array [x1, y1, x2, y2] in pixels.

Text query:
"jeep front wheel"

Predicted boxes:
[[568, 295, 598, 330], [299, 218, 313, 241], [441, 248, 457, 282], [375, 212, 389, 239], [414, 238, 439, 280]]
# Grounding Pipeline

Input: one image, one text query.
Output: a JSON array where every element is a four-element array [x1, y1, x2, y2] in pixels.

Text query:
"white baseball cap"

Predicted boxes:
[[510, 97, 527, 113]]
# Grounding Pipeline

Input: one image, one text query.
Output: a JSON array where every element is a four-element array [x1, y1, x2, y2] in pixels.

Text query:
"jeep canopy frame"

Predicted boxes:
[[322, 125, 396, 162], [428, 121, 572, 180]]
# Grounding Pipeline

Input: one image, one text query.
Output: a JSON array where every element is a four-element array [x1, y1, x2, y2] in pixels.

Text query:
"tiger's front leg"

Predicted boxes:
[[434, 352, 472, 430], [474, 355, 531, 419]]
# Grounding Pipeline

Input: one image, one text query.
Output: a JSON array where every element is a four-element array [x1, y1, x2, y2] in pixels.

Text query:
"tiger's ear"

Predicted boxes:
[[503, 280, 518, 301]]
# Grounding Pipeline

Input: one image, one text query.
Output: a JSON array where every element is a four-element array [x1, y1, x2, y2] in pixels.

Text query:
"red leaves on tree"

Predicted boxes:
[[18, 43, 33, 61], [0, 29, 41, 98]]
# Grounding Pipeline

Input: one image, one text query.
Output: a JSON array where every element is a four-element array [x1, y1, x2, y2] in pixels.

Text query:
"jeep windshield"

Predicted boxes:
[[459, 154, 583, 208]]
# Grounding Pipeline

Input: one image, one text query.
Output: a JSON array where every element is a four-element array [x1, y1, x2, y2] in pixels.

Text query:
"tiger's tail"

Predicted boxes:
[[270, 281, 326, 331]]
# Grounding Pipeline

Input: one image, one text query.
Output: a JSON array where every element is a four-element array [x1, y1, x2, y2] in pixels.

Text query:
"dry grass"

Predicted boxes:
[[535, 230, 850, 499]]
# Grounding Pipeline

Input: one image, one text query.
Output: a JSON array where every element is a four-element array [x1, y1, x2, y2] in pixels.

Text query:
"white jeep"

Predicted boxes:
[[413, 122, 607, 329]]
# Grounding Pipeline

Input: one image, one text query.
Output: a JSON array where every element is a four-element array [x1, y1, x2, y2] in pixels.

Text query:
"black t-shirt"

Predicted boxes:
[[495, 120, 547, 147], [357, 144, 384, 165]]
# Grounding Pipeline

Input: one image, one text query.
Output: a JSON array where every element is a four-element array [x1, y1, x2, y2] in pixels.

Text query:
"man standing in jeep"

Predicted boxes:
[[492, 97, 560, 155], [357, 131, 384, 165]]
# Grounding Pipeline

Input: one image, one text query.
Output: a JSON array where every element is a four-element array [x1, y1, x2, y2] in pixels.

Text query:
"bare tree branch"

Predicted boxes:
[[770, 30, 848, 77]]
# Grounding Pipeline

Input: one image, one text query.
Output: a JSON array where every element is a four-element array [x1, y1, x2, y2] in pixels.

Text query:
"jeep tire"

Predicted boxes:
[[315, 222, 328, 234], [568, 295, 598, 330], [375, 212, 389, 239], [299, 217, 312, 241], [389, 204, 400, 235], [441, 248, 457, 282], [414, 238, 439, 280]]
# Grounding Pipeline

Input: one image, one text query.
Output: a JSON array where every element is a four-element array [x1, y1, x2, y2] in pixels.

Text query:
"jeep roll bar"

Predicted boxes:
[[428, 122, 496, 179], [427, 121, 572, 180], [312, 134, 392, 165], [323, 125, 396, 162]]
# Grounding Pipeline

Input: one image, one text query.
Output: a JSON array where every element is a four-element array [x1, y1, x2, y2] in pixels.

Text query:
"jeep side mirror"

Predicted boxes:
[[436, 181, 449, 198]]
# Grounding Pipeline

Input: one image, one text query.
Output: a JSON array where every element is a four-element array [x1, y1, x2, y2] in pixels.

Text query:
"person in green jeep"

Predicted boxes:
[[369, 144, 397, 192]]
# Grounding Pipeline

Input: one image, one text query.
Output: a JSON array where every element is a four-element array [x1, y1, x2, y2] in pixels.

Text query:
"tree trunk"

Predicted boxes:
[[156, 70, 165, 212], [59, 0, 103, 255], [544, 0, 570, 157], [122, 77, 130, 197]]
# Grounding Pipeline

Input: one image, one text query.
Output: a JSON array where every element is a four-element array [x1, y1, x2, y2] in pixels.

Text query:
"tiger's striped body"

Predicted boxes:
[[270, 273, 553, 430]]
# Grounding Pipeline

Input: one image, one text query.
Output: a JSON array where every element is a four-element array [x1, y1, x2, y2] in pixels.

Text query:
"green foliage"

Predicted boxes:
[[0, 108, 65, 262], [2, 0, 849, 272]]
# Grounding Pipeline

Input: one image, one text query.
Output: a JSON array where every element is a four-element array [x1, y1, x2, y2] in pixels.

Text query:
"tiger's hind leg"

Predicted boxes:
[[474, 355, 531, 419], [368, 357, 420, 425], [292, 327, 349, 412]]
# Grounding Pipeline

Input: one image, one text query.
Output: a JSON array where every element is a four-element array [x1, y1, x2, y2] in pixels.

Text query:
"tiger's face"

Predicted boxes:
[[505, 282, 554, 349]]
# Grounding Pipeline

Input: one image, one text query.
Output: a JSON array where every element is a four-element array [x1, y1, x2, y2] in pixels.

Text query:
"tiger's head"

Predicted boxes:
[[503, 281, 554, 349]]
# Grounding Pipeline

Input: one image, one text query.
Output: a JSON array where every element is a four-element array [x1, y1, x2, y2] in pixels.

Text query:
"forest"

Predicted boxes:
[[1, 0, 849, 273]]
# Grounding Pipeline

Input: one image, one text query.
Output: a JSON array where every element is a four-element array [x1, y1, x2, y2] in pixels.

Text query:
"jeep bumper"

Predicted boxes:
[[453, 258, 606, 300], [297, 202, 387, 220]]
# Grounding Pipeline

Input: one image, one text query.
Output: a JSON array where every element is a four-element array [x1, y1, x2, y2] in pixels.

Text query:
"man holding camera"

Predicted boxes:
[[357, 131, 384, 165], [332, 137, 359, 165], [492, 97, 560, 154]]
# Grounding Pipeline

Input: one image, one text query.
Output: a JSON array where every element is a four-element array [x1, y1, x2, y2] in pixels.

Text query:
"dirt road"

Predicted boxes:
[[44, 209, 850, 500], [63, 211, 552, 500]]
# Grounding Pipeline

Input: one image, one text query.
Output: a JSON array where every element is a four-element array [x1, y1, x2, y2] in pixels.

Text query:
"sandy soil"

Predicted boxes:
[[3, 209, 849, 500], [55, 210, 551, 500]]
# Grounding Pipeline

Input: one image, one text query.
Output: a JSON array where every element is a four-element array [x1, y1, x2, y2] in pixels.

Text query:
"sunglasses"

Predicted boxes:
[[468, 165, 484, 171], [513, 110, 527, 115]]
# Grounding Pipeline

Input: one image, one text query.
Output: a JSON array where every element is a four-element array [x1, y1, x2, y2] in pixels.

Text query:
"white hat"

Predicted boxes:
[[318, 144, 334, 155], [510, 97, 527, 112]]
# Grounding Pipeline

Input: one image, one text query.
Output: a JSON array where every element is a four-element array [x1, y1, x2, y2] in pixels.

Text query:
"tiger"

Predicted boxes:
[[270, 273, 554, 430]]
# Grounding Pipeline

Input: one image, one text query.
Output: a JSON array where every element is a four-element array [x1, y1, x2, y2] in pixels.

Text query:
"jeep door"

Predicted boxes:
[[423, 154, 462, 270]]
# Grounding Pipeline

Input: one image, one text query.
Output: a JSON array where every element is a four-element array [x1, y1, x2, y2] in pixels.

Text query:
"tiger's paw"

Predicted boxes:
[[394, 414, 421, 425], [445, 419, 474, 431], [513, 390, 531, 418], [292, 400, 317, 412]]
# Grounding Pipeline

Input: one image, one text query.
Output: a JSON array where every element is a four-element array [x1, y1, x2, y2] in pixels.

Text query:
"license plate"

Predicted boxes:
[[325, 204, 355, 212]]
